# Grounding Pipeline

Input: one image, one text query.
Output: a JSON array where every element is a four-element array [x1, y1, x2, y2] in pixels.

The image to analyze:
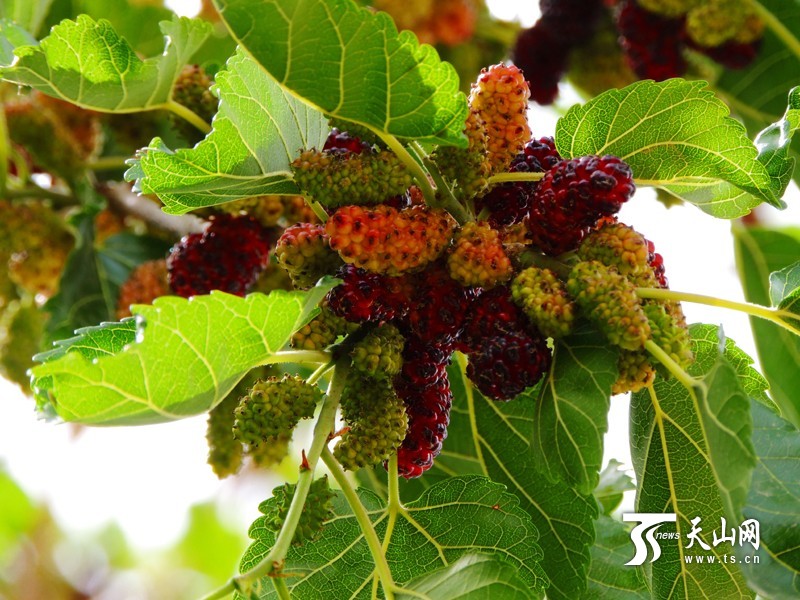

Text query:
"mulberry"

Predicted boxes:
[[206, 393, 244, 478], [643, 301, 693, 374], [350, 324, 405, 380], [404, 264, 479, 349], [266, 476, 335, 545], [431, 109, 491, 203], [511, 267, 576, 339], [0, 296, 44, 392], [167, 215, 270, 297], [617, 0, 687, 80], [538, 0, 604, 45], [233, 375, 321, 446], [291, 303, 356, 350], [116, 260, 171, 319], [447, 222, 512, 289], [394, 337, 453, 478], [171, 64, 216, 142], [275, 223, 343, 289], [476, 137, 561, 228], [577, 222, 656, 285], [567, 260, 650, 351], [512, 23, 571, 105], [528, 155, 635, 256], [613, 349, 656, 394], [217, 196, 285, 228], [326, 264, 411, 323], [291, 148, 411, 209], [335, 374, 408, 470], [468, 64, 531, 172], [326, 205, 455, 275], [467, 331, 551, 401], [460, 285, 526, 350], [323, 128, 373, 155], [685, 0, 746, 48]]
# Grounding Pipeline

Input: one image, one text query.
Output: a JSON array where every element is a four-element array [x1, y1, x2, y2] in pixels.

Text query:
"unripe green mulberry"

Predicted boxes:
[[511, 267, 576, 339], [431, 110, 491, 202], [350, 324, 405, 380], [613, 349, 656, 395], [206, 367, 273, 477], [733, 9, 764, 44], [249, 433, 291, 468], [206, 394, 244, 479], [568, 25, 637, 98], [644, 302, 693, 375], [233, 375, 321, 447], [636, 0, 700, 18], [217, 195, 285, 227], [275, 223, 343, 289], [567, 261, 651, 351], [578, 222, 657, 287], [170, 64, 217, 142], [291, 303, 356, 350], [266, 476, 335, 545], [0, 296, 44, 392], [686, 0, 746, 48], [0, 200, 74, 298], [334, 374, 408, 471], [447, 221, 512, 289], [291, 149, 412, 209]]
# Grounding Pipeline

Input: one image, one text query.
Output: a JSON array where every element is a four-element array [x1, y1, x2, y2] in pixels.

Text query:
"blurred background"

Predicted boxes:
[[1, 0, 798, 598]]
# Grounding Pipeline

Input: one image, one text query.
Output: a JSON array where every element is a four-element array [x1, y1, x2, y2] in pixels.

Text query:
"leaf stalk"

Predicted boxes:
[[167, 100, 213, 134], [208, 359, 349, 598], [321, 448, 397, 599]]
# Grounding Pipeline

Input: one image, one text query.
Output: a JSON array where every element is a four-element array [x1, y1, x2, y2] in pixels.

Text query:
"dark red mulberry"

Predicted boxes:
[[326, 264, 411, 323], [512, 24, 571, 105], [167, 215, 270, 297], [527, 155, 635, 256], [467, 331, 552, 401], [322, 128, 372, 155], [394, 336, 453, 479], [477, 137, 562, 228], [617, 0, 687, 80], [460, 286, 526, 350], [691, 39, 761, 69], [538, 0, 604, 45], [404, 264, 479, 349]]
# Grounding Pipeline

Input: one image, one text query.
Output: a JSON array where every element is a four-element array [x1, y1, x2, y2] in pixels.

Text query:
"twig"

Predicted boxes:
[[99, 182, 206, 237]]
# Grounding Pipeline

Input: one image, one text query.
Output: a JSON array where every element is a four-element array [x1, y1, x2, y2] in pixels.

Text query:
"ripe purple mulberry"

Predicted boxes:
[[326, 264, 411, 323], [467, 331, 551, 401], [167, 215, 270, 297], [617, 0, 687, 81], [527, 155, 635, 256]]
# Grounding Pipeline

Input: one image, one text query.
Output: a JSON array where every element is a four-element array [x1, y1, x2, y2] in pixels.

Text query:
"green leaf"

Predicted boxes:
[[582, 515, 648, 600], [32, 282, 335, 425], [734, 225, 800, 426], [75, 0, 175, 56], [630, 324, 757, 599], [0, 19, 36, 65], [397, 553, 537, 599], [129, 49, 328, 214], [388, 354, 599, 600], [0, 14, 211, 113], [532, 326, 618, 494], [555, 79, 779, 218], [238, 476, 548, 598], [214, 0, 467, 146], [0, 0, 53, 36], [594, 459, 635, 516], [0, 469, 38, 560], [752, 87, 800, 196], [34, 319, 137, 365], [736, 400, 800, 599], [770, 260, 800, 313]]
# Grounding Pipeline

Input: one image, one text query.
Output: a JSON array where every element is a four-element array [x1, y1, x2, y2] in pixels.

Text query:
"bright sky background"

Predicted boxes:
[[1, 0, 799, 553]]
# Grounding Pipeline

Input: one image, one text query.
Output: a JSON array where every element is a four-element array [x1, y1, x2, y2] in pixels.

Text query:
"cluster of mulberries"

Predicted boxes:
[[512, 0, 763, 104], [617, 0, 763, 80]]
